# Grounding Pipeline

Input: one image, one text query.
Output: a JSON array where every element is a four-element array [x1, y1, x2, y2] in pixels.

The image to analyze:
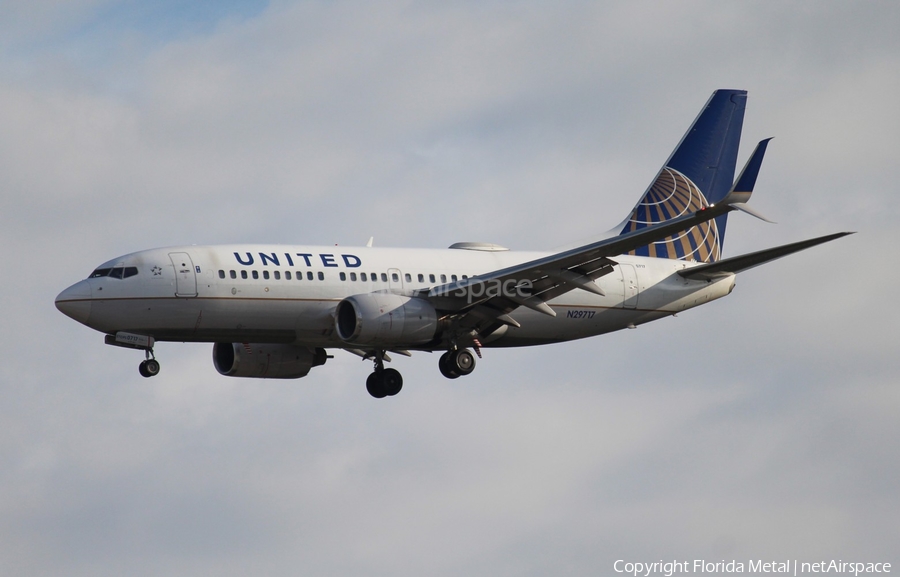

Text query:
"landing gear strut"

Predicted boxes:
[[366, 350, 403, 398], [439, 349, 476, 379]]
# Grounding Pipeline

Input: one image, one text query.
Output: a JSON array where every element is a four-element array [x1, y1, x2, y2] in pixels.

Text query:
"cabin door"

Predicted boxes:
[[620, 264, 639, 309], [169, 252, 198, 297]]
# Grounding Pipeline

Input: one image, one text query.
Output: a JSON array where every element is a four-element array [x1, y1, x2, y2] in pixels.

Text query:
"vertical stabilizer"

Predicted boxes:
[[620, 89, 747, 262]]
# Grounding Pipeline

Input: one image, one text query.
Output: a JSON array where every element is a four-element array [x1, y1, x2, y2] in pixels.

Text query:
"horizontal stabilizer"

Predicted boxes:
[[677, 232, 854, 280], [730, 202, 775, 223], [724, 138, 772, 204], [719, 139, 774, 223]]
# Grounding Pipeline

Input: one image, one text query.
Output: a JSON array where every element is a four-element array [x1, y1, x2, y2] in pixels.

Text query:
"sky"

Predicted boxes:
[[1, 1, 899, 575]]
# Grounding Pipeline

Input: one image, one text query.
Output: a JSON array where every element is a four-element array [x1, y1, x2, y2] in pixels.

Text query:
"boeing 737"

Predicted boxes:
[[56, 90, 851, 398]]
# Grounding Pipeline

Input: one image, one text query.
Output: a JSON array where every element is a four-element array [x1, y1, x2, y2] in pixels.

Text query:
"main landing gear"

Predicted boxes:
[[366, 351, 403, 398], [364, 348, 477, 398], [438, 349, 476, 379]]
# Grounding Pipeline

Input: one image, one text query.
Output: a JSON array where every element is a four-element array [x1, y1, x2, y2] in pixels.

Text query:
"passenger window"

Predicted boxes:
[[418, 274, 424, 283], [252, 271, 259, 279], [340, 272, 346, 281], [274, 271, 281, 280], [440, 274, 447, 283], [317, 272, 324, 281], [361, 273, 367, 282], [218, 270, 225, 279], [241, 270, 248, 279], [429, 274, 435, 283], [381, 273, 387, 282], [230, 270, 237, 279], [370, 272, 377, 281], [350, 272, 357, 281], [462, 275, 468, 280], [405, 273, 411, 282], [124, 267, 139, 278], [285, 271, 292, 280], [391, 273, 399, 282], [263, 271, 270, 280], [451, 275, 457, 282], [307, 271, 314, 280]]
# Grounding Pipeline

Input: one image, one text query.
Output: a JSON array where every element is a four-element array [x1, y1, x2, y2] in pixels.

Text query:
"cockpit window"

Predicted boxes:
[[89, 266, 138, 279]]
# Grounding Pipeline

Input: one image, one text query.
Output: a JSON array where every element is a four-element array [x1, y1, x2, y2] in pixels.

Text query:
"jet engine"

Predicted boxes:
[[213, 343, 328, 379], [335, 293, 438, 346]]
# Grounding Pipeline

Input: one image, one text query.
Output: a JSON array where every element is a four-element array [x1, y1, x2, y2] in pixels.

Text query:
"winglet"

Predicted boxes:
[[720, 138, 774, 222]]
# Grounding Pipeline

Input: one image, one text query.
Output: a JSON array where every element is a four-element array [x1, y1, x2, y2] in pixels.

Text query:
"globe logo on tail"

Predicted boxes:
[[620, 167, 721, 263]]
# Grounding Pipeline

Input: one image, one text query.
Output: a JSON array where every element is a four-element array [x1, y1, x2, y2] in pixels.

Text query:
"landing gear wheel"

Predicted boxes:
[[365, 349, 404, 398], [139, 359, 160, 378], [366, 372, 388, 398], [366, 368, 403, 398], [451, 350, 476, 376], [439, 351, 460, 379], [364, 349, 403, 398], [440, 349, 475, 379], [137, 341, 160, 378], [382, 368, 403, 396]]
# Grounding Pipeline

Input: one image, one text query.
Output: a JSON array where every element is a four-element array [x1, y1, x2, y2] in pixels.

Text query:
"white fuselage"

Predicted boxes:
[[57, 244, 736, 350]]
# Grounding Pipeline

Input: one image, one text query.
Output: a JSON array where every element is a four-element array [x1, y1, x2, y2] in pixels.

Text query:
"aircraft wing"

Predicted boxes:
[[416, 188, 752, 332], [415, 139, 774, 336]]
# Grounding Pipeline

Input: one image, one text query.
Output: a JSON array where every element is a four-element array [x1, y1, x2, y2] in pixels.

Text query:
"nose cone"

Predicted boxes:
[[56, 280, 92, 325]]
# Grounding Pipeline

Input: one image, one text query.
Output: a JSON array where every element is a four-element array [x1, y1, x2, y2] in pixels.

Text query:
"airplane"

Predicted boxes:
[[55, 89, 852, 398]]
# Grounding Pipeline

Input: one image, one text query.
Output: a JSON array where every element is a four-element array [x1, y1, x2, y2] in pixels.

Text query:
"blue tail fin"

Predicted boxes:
[[620, 89, 747, 262]]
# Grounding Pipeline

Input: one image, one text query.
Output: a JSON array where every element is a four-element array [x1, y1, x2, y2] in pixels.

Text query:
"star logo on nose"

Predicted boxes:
[[151, 266, 162, 276]]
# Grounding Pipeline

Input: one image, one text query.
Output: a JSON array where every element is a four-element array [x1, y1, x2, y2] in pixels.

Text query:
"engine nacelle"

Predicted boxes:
[[213, 343, 328, 379], [335, 293, 438, 346]]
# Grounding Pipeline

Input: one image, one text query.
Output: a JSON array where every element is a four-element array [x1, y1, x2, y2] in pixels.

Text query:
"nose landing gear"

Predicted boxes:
[[105, 332, 161, 378], [139, 357, 161, 378], [138, 347, 160, 378]]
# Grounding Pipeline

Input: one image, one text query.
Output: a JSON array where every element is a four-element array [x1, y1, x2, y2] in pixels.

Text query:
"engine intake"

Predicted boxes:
[[335, 294, 437, 346], [213, 343, 328, 379]]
